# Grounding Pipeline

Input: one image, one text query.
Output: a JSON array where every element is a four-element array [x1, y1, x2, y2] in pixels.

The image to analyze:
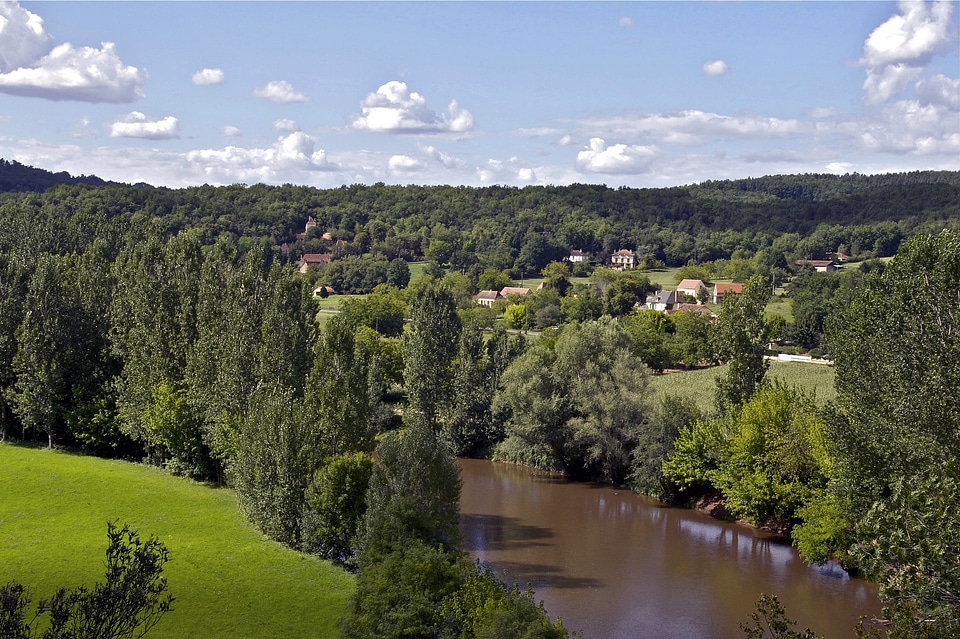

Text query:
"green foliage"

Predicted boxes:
[[850, 465, 960, 639], [712, 274, 770, 413], [712, 383, 827, 524], [141, 381, 209, 479], [337, 285, 407, 337], [360, 423, 462, 562], [306, 316, 378, 457], [493, 318, 651, 483], [229, 387, 321, 548], [629, 395, 703, 498], [404, 281, 462, 429], [341, 540, 465, 639], [791, 491, 852, 565], [503, 304, 526, 330], [1, 522, 172, 639], [302, 452, 374, 567], [438, 564, 569, 639], [661, 417, 729, 491], [740, 594, 824, 639]]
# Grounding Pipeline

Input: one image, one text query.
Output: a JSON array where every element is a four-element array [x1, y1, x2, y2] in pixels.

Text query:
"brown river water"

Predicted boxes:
[[458, 458, 881, 639]]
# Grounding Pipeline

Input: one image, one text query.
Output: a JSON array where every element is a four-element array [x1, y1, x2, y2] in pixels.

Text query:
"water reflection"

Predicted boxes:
[[458, 458, 880, 639]]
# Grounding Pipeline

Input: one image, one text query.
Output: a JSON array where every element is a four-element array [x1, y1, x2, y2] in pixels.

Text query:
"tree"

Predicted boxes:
[[404, 281, 462, 430], [306, 316, 377, 457], [0, 523, 172, 639], [850, 464, 960, 639], [711, 274, 770, 414], [740, 594, 824, 639], [821, 230, 960, 633], [447, 323, 496, 456], [494, 318, 651, 483], [10, 254, 73, 447], [301, 452, 374, 567], [359, 423, 462, 562], [229, 387, 321, 548]]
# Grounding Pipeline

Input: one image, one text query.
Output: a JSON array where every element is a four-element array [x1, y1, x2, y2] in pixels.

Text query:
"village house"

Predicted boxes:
[[610, 249, 636, 270], [567, 249, 590, 264], [712, 282, 743, 305], [795, 259, 838, 272], [476, 290, 502, 307], [676, 278, 707, 300], [298, 253, 332, 273], [667, 302, 714, 316], [645, 290, 677, 312], [499, 286, 531, 298]]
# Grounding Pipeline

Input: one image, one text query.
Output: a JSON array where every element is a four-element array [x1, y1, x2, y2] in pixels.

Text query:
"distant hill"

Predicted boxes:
[[0, 158, 115, 192]]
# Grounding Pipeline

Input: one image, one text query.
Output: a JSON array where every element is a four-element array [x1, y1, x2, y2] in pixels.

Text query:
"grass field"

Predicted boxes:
[[0, 445, 353, 639], [649, 360, 836, 414]]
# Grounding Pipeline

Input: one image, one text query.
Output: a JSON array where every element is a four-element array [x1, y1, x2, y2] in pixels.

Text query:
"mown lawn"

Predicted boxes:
[[0, 444, 354, 639], [649, 360, 836, 414]]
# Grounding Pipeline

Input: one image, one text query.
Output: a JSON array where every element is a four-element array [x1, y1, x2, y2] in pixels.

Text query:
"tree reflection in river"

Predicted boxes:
[[458, 458, 880, 639]]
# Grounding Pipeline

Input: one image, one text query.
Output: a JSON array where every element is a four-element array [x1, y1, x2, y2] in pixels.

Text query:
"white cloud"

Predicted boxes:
[[576, 110, 804, 145], [557, 134, 576, 146], [223, 125, 241, 137], [273, 118, 300, 132], [860, 0, 956, 105], [576, 138, 657, 174], [352, 81, 474, 134], [825, 162, 853, 174], [110, 112, 180, 140], [702, 60, 728, 76], [186, 132, 334, 181], [619, 17, 634, 29], [192, 68, 224, 86], [0, 1, 52, 72], [517, 167, 536, 182], [253, 80, 308, 103], [388, 154, 422, 172], [914, 73, 960, 109], [0, 2, 144, 102]]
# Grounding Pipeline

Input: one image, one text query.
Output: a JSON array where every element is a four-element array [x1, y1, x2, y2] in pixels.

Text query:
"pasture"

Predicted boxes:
[[0, 445, 353, 639]]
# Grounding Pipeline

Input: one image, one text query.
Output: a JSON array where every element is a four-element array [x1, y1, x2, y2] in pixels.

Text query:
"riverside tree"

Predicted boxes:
[[493, 317, 651, 483], [403, 280, 461, 430], [808, 230, 960, 635], [711, 274, 770, 414]]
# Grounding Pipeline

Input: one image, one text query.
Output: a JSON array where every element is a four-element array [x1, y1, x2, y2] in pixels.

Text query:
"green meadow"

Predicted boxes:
[[0, 445, 353, 639], [650, 360, 836, 414]]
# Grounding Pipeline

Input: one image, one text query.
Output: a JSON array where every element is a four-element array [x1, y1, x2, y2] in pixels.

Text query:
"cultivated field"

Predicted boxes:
[[650, 360, 836, 414], [0, 445, 353, 639]]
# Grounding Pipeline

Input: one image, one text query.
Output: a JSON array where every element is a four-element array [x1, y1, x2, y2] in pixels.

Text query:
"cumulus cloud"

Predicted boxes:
[[352, 81, 474, 133], [223, 125, 241, 137], [860, 0, 956, 105], [619, 17, 634, 29], [273, 118, 300, 132], [192, 68, 224, 86], [110, 112, 180, 140], [517, 167, 537, 182], [0, 1, 52, 72], [702, 60, 728, 76], [576, 138, 657, 174], [186, 132, 334, 179], [0, 2, 144, 102], [388, 154, 422, 172], [576, 110, 803, 145], [253, 80, 308, 103]]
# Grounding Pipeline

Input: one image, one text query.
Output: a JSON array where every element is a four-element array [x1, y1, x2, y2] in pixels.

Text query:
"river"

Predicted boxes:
[[458, 458, 881, 639]]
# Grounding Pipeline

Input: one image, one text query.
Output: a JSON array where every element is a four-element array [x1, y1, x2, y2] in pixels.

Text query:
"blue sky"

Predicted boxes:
[[0, 1, 957, 189]]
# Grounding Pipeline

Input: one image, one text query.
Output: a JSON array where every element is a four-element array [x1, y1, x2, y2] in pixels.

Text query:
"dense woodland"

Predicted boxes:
[[1, 162, 959, 638]]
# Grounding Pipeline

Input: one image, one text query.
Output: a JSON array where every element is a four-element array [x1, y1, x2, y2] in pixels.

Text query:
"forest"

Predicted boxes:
[[1, 162, 958, 638]]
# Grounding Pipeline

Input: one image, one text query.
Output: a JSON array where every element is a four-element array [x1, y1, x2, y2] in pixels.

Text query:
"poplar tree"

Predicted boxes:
[[403, 280, 461, 430]]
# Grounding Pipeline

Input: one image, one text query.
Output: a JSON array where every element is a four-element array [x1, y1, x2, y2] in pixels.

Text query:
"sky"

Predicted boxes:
[[0, 1, 957, 190]]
